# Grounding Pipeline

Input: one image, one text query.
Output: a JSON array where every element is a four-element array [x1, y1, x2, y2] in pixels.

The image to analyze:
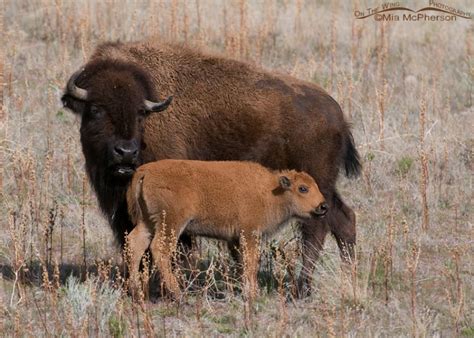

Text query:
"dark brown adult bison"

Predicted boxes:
[[62, 40, 360, 294]]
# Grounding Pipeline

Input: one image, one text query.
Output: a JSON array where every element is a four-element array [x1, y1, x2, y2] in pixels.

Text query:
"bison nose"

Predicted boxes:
[[113, 141, 138, 163], [313, 202, 328, 217]]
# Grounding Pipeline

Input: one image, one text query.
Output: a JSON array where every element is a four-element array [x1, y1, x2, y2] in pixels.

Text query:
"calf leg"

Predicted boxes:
[[240, 232, 260, 301], [298, 219, 330, 297], [127, 220, 152, 292], [328, 192, 356, 263], [150, 221, 182, 297]]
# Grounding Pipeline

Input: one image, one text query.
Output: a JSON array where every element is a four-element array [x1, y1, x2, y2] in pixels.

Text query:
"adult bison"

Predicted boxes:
[[62, 40, 360, 294]]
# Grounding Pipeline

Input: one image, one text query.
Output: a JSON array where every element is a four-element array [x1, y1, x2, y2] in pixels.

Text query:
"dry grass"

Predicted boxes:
[[1, 0, 473, 336]]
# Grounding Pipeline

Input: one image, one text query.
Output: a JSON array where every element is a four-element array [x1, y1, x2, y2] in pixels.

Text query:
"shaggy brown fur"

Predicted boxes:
[[126, 159, 327, 297], [62, 40, 360, 294]]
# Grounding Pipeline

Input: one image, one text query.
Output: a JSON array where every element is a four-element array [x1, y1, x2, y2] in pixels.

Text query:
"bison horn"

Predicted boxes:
[[144, 95, 173, 113], [66, 69, 88, 101]]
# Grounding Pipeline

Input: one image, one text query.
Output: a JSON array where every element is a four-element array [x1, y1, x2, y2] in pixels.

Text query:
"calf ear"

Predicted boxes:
[[279, 176, 291, 190], [61, 94, 86, 115]]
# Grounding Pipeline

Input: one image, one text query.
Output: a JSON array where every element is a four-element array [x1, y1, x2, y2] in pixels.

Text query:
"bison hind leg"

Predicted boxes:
[[327, 192, 356, 263]]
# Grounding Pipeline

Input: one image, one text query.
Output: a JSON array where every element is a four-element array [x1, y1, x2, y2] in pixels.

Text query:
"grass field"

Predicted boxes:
[[1, 0, 473, 336]]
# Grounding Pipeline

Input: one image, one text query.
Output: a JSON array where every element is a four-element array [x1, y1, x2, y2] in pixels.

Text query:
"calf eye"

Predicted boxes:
[[298, 185, 309, 193]]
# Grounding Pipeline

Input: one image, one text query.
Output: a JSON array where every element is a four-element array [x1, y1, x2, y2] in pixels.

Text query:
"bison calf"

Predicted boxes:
[[126, 159, 327, 297]]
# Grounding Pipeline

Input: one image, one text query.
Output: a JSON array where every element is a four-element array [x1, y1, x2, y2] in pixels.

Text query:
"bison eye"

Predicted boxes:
[[89, 105, 103, 118], [298, 185, 309, 193]]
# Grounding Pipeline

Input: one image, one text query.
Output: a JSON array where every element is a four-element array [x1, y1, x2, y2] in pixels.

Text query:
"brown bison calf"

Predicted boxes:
[[126, 159, 327, 297]]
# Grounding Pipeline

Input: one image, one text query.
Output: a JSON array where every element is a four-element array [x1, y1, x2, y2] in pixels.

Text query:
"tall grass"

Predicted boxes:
[[0, 0, 472, 336]]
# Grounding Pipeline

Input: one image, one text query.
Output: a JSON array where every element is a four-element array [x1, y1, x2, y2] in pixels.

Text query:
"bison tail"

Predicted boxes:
[[343, 131, 361, 178], [126, 172, 146, 224]]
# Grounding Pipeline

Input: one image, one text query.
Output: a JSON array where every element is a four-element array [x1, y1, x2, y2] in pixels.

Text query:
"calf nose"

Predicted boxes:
[[313, 202, 328, 217], [113, 141, 138, 163]]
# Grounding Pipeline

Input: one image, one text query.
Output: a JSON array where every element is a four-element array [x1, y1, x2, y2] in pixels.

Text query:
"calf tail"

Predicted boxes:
[[126, 171, 146, 224], [343, 129, 361, 178]]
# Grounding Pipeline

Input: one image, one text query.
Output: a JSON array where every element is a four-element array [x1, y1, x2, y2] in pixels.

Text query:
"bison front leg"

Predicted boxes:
[[150, 222, 181, 298], [126, 220, 152, 295], [298, 218, 330, 297]]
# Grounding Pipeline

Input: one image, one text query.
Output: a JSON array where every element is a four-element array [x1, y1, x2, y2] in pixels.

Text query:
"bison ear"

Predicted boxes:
[[279, 176, 291, 190], [62, 94, 86, 115]]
